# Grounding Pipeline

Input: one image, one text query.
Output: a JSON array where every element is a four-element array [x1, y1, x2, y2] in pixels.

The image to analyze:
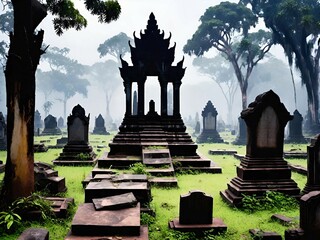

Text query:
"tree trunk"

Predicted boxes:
[[2, 0, 46, 204]]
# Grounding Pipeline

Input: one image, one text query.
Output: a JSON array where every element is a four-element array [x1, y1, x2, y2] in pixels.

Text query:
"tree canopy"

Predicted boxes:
[[184, 1, 273, 109], [242, 0, 320, 132], [97, 32, 132, 63]]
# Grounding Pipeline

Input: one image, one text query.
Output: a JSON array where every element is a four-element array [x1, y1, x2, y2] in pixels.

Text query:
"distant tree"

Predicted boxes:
[[40, 47, 90, 122], [86, 60, 121, 127], [184, 1, 273, 110], [97, 32, 132, 64], [242, 0, 320, 133], [43, 101, 53, 117], [2, 0, 120, 203], [193, 55, 238, 125]]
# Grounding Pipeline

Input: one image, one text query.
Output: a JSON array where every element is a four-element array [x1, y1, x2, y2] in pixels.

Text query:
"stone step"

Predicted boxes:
[[53, 159, 97, 166], [175, 166, 222, 174], [97, 158, 141, 168], [149, 177, 178, 187], [146, 167, 175, 177]]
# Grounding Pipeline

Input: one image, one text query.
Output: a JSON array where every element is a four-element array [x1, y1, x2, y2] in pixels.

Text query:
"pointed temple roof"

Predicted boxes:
[[120, 12, 185, 78]]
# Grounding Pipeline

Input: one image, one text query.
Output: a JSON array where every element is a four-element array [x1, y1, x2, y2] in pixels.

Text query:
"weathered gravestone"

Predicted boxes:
[[34, 110, 42, 134], [285, 191, 320, 240], [57, 116, 64, 128], [220, 90, 300, 207], [302, 134, 320, 194], [53, 104, 96, 166], [93, 114, 109, 135], [169, 190, 227, 233], [133, 90, 138, 115], [233, 116, 247, 145], [41, 114, 62, 135], [196, 101, 224, 143], [286, 110, 307, 143], [0, 112, 7, 150]]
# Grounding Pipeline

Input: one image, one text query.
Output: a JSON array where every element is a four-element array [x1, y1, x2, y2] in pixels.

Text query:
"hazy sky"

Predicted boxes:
[[1, 0, 305, 129]]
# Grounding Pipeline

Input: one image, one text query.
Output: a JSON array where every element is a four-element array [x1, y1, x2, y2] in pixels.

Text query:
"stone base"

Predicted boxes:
[[168, 218, 227, 234], [220, 177, 300, 207], [209, 149, 237, 155], [196, 130, 224, 143], [65, 226, 149, 240], [71, 203, 141, 236]]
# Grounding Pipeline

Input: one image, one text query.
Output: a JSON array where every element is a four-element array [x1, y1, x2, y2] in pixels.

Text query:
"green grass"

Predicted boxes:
[[0, 132, 309, 240]]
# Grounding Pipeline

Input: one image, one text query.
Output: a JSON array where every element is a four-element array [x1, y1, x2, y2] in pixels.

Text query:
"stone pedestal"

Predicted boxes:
[[220, 90, 300, 207]]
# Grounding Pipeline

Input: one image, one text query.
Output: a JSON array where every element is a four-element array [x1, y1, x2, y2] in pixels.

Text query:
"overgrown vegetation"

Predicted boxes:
[[241, 191, 299, 213], [0, 133, 309, 239], [129, 162, 150, 175]]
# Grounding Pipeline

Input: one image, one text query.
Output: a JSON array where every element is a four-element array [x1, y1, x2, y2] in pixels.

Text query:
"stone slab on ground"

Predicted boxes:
[[71, 203, 141, 236], [289, 164, 307, 175], [271, 214, 294, 225], [65, 225, 149, 240], [85, 180, 151, 204], [92, 192, 137, 210], [249, 229, 282, 240], [52, 159, 97, 166], [168, 218, 227, 234], [18, 228, 49, 240], [209, 149, 237, 155]]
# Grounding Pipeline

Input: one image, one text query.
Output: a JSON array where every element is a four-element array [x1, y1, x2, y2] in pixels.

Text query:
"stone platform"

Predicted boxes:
[[71, 203, 141, 236], [168, 218, 227, 233], [65, 226, 149, 240]]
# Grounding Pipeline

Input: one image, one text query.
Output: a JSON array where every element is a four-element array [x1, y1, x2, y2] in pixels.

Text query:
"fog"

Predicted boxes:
[[0, 0, 308, 130]]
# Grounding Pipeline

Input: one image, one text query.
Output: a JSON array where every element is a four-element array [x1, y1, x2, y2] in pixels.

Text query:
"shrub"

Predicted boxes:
[[241, 191, 299, 212]]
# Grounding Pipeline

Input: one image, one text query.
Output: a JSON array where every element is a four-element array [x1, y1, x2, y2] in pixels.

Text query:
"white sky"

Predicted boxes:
[[1, 0, 305, 129]]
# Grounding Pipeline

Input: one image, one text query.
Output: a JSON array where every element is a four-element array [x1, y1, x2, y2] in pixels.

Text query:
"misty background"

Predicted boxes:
[[0, 0, 307, 130]]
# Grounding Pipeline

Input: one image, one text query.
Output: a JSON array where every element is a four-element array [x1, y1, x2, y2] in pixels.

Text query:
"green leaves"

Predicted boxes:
[[0, 210, 21, 230]]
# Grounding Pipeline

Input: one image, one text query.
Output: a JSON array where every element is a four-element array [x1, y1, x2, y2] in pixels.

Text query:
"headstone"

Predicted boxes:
[[249, 229, 282, 240], [233, 116, 247, 145], [168, 190, 227, 234], [53, 105, 96, 166], [285, 191, 320, 240], [57, 117, 64, 128], [302, 134, 320, 194], [220, 90, 300, 207], [41, 114, 62, 135], [286, 110, 307, 143], [196, 101, 224, 143], [93, 114, 109, 135], [0, 112, 7, 150], [179, 190, 213, 224], [34, 110, 42, 133]]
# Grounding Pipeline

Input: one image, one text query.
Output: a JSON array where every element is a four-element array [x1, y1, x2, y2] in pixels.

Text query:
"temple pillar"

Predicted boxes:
[[138, 79, 145, 116], [124, 81, 132, 116], [173, 82, 181, 117], [160, 81, 168, 116]]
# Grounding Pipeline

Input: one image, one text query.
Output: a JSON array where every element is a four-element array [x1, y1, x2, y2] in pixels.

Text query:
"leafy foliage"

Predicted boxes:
[[129, 163, 149, 175], [241, 191, 299, 213], [47, 0, 121, 35]]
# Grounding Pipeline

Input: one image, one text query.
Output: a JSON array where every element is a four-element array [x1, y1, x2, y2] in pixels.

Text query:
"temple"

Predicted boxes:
[[98, 13, 220, 175], [109, 12, 194, 157]]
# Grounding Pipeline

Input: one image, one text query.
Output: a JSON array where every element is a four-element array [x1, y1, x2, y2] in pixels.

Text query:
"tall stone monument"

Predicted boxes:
[[302, 134, 320, 194], [0, 112, 7, 150], [285, 109, 307, 143], [57, 117, 64, 128], [41, 114, 61, 135], [54, 104, 96, 165], [93, 114, 109, 135], [220, 90, 300, 207], [34, 110, 42, 132], [196, 101, 224, 143]]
